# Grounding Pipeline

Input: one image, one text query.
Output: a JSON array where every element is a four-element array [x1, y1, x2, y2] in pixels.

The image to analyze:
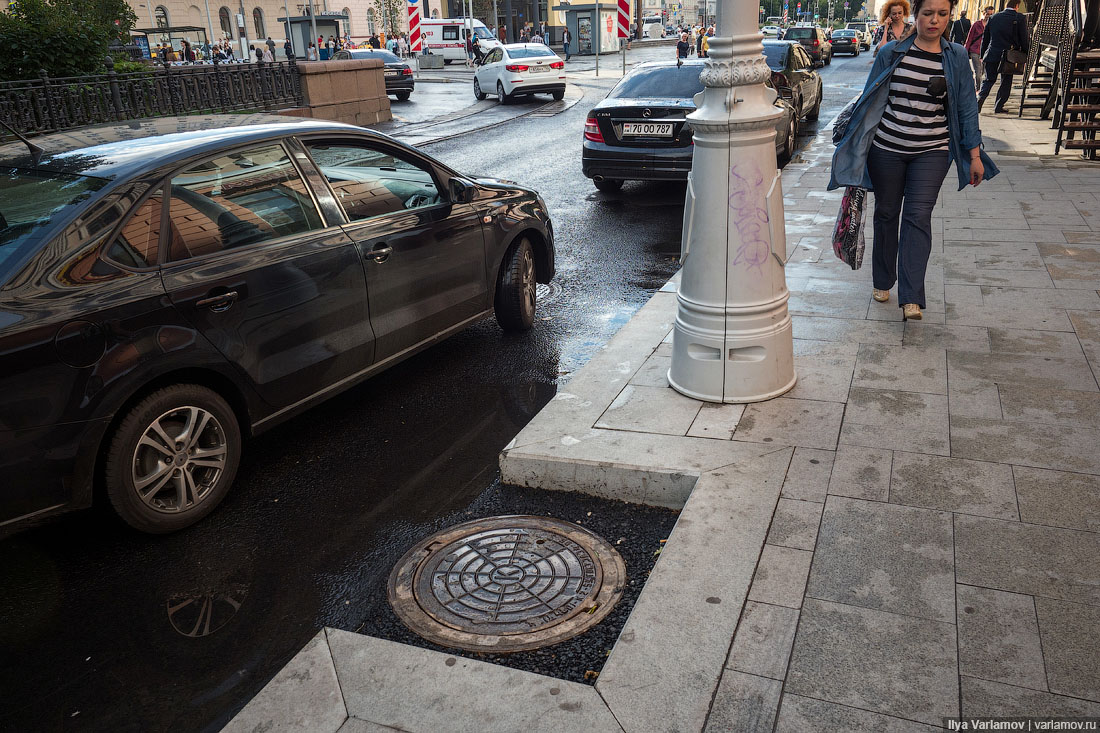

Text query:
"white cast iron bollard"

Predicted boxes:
[[667, 5, 796, 403]]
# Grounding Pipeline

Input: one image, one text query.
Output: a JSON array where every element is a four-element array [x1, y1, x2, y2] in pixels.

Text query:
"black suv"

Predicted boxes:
[[782, 25, 832, 66]]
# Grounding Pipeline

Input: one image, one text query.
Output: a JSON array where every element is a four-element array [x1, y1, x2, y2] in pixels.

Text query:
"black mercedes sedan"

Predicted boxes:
[[581, 60, 797, 192], [0, 115, 554, 535], [333, 48, 415, 101]]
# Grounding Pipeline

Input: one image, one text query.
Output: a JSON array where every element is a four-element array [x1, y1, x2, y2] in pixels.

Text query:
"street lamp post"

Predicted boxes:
[[667, 0, 796, 402]]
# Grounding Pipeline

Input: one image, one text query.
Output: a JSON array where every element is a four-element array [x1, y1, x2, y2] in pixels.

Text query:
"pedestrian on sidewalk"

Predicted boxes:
[[563, 27, 571, 60], [876, 0, 915, 56], [284, 37, 293, 60], [977, 0, 1029, 113], [964, 6, 993, 92], [676, 32, 691, 60], [949, 10, 970, 45], [829, 0, 998, 321]]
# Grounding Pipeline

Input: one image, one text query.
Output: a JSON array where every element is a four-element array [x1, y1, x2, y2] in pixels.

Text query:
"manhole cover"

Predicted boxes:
[[388, 515, 626, 653]]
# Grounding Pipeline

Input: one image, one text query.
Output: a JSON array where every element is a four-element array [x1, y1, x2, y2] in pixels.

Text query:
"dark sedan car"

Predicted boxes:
[[581, 60, 797, 192], [333, 48, 415, 101], [830, 28, 862, 55], [0, 115, 554, 534], [763, 40, 824, 122]]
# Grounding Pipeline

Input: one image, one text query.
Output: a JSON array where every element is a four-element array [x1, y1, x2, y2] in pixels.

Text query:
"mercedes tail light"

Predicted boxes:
[[550, 61, 564, 69], [505, 64, 529, 72], [402, 67, 413, 75], [584, 117, 604, 143]]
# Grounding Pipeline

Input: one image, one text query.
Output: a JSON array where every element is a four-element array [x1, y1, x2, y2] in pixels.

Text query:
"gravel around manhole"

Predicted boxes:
[[350, 480, 679, 684]]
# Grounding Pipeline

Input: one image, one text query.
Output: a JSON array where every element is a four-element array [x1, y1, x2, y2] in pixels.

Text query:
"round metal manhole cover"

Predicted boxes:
[[388, 515, 626, 653]]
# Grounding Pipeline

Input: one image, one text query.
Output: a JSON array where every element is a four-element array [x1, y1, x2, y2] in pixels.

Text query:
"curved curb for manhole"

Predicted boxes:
[[388, 515, 626, 653]]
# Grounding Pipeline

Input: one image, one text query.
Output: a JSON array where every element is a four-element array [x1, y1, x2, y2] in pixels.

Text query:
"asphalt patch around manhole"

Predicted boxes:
[[351, 480, 678, 684]]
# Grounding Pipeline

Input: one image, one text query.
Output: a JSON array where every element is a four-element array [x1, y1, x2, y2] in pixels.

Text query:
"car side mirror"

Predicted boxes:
[[449, 177, 475, 203]]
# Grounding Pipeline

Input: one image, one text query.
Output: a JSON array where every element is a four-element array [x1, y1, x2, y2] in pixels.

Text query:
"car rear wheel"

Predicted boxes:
[[552, 88, 565, 100], [104, 385, 241, 534], [474, 78, 486, 100], [494, 237, 536, 332], [779, 116, 797, 165], [497, 80, 510, 104], [593, 178, 623, 192], [396, 90, 411, 101]]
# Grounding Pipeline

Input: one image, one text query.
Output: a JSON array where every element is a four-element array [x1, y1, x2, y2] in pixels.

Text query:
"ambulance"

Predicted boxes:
[[419, 18, 501, 63]]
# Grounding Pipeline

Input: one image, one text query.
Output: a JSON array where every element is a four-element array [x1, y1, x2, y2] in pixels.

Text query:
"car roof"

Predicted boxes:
[[0, 114, 370, 180]]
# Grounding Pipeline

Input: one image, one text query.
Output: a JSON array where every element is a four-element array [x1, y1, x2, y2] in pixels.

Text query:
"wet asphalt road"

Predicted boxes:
[[0, 50, 874, 732]]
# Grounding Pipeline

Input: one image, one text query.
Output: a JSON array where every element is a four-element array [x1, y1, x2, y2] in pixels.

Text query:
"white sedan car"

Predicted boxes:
[[761, 24, 783, 37], [473, 44, 566, 103]]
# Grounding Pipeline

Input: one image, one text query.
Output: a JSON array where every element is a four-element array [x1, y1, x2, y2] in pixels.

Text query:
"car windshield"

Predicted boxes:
[[473, 26, 494, 39], [784, 27, 813, 39], [0, 167, 107, 280], [607, 65, 705, 99], [762, 44, 789, 70], [352, 49, 400, 62], [834, 30, 857, 36], [506, 47, 557, 59]]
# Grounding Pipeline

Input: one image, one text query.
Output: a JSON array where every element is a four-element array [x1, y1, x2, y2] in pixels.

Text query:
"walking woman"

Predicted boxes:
[[829, 0, 998, 320], [876, 0, 915, 55]]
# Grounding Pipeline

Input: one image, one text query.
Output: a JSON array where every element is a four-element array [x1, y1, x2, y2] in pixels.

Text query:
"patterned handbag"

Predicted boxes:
[[832, 186, 868, 270]]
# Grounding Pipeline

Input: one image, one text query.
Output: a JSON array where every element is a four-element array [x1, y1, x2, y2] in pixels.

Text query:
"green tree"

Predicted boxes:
[[370, 0, 407, 36], [0, 0, 137, 80]]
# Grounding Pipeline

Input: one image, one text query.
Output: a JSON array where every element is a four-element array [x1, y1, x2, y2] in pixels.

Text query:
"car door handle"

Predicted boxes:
[[369, 244, 393, 263], [195, 291, 239, 312]]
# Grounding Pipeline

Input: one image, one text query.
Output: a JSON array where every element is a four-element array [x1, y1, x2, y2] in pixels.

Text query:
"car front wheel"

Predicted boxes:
[[474, 78, 486, 100], [495, 237, 537, 332], [104, 384, 241, 533]]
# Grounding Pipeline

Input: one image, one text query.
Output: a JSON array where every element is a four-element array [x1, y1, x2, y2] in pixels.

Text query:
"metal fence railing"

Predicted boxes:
[[0, 56, 303, 135]]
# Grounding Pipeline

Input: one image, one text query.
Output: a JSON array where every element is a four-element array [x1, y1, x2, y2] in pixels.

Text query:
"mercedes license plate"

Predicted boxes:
[[622, 122, 673, 137], [385, 69, 399, 76]]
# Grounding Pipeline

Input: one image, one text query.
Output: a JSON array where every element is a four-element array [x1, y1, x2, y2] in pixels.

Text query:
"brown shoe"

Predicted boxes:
[[873, 288, 890, 303], [902, 303, 922, 320]]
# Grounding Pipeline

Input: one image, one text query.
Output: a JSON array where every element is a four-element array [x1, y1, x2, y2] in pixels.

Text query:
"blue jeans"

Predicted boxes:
[[867, 146, 951, 308], [563, 42, 570, 59]]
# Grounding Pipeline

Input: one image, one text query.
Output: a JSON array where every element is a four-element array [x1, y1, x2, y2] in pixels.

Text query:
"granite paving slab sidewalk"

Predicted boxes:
[[226, 105, 1100, 732]]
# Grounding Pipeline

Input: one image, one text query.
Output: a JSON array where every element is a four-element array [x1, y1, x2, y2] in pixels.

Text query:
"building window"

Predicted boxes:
[[342, 7, 351, 37], [219, 6, 234, 38], [253, 7, 265, 37], [154, 5, 170, 27]]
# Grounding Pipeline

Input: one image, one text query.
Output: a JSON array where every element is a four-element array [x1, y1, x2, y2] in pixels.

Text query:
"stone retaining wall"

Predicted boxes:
[[278, 59, 392, 127]]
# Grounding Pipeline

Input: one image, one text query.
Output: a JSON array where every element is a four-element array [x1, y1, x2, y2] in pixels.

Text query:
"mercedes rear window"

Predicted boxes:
[[607, 65, 705, 100], [0, 168, 107, 280], [351, 49, 401, 63]]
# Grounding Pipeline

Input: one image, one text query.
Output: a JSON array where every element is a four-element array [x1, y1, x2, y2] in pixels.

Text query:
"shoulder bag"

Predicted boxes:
[[1000, 14, 1028, 74]]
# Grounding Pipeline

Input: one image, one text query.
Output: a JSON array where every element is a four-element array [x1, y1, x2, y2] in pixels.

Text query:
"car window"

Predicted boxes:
[[762, 44, 788, 70], [506, 47, 557, 59], [165, 143, 323, 262], [442, 25, 459, 40], [794, 47, 811, 68], [306, 142, 442, 222], [485, 48, 502, 63], [0, 168, 108, 282], [784, 27, 813, 39], [107, 186, 163, 268], [351, 49, 401, 62], [607, 65, 705, 99]]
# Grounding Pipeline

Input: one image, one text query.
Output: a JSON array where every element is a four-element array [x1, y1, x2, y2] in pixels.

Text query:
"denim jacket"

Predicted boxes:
[[828, 34, 999, 192]]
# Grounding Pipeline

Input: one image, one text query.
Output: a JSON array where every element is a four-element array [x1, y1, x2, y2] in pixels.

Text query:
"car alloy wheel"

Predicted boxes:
[[494, 237, 536, 331], [497, 80, 509, 104], [105, 384, 241, 533], [131, 405, 227, 513], [474, 78, 486, 100]]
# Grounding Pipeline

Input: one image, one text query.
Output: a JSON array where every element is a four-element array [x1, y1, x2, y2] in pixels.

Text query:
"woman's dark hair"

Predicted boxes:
[[912, 0, 959, 19]]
